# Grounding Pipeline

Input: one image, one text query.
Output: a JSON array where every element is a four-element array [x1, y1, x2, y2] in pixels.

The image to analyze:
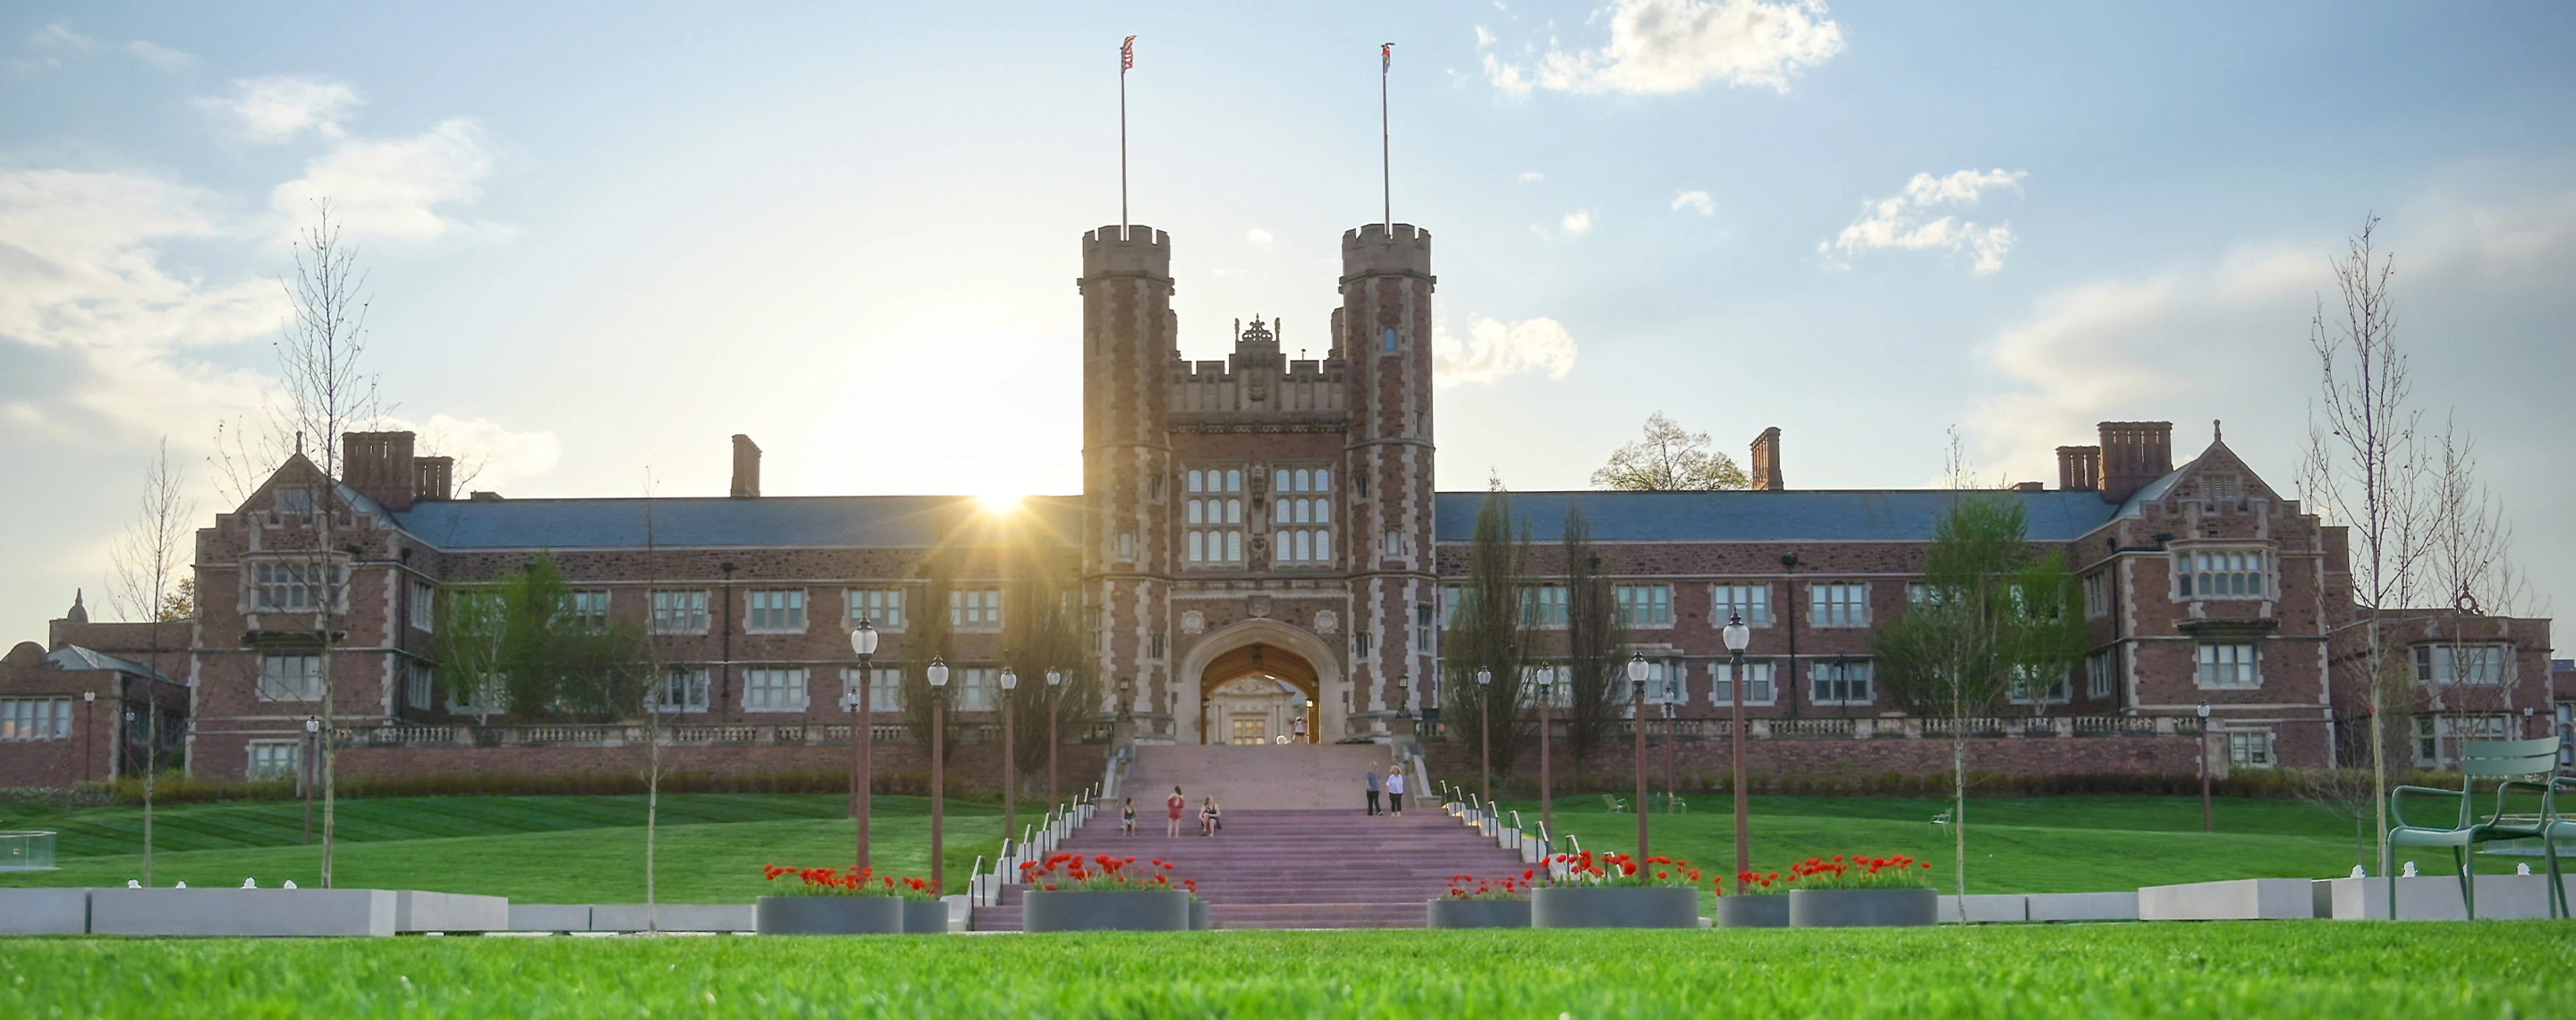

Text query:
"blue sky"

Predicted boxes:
[[3, 1, 2571, 636]]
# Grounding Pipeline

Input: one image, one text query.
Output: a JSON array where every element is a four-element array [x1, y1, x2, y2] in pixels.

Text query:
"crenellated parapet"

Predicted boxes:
[[1339, 223, 1433, 282]]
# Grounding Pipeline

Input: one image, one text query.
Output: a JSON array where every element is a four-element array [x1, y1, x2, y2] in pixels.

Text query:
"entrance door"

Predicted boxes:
[[1229, 715, 1269, 745]]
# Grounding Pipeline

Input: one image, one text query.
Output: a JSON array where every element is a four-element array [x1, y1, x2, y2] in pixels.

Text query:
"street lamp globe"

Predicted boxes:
[[2196, 701, 2211, 719], [303, 716, 320, 734], [927, 658, 950, 688], [1625, 653, 1648, 695], [1722, 613, 1750, 654], [851, 619, 879, 657], [1045, 667, 1063, 687], [1475, 667, 1492, 688], [999, 667, 1018, 692]]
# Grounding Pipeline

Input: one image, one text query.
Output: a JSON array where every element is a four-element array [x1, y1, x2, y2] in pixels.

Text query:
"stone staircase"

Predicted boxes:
[[971, 745, 1523, 930]]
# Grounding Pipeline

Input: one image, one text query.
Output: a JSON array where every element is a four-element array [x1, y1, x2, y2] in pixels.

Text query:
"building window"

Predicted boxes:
[[2174, 548, 2269, 599], [1356, 632, 1373, 658], [852, 667, 904, 711], [2196, 643, 2259, 689], [2413, 714, 2509, 768], [847, 589, 906, 631], [1710, 584, 1771, 626], [247, 559, 343, 613], [1185, 468, 1246, 566], [1811, 660, 1873, 705], [1810, 582, 1869, 627], [258, 654, 325, 701], [1614, 585, 1674, 626], [743, 668, 809, 711], [1636, 659, 1684, 704], [748, 590, 807, 633], [2085, 650, 2115, 700], [406, 661, 435, 710], [276, 489, 315, 517], [410, 580, 436, 632], [2199, 473, 2241, 503], [954, 667, 998, 711], [2082, 572, 2110, 619], [247, 741, 301, 781], [1270, 468, 1335, 566], [1709, 661, 1775, 706], [1383, 530, 1403, 558], [2007, 666, 2070, 704], [2414, 644, 2509, 686], [2226, 728, 2273, 768], [1415, 604, 1435, 653], [566, 590, 611, 631], [951, 589, 1003, 629], [1116, 531, 1136, 562], [657, 667, 711, 713], [1382, 327, 1398, 353], [0, 697, 72, 740], [652, 590, 710, 634], [1520, 586, 1570, 627]]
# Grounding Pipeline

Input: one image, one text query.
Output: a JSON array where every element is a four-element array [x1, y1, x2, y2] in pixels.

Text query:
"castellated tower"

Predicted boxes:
[[1337, 224, 1436, 727], [1080, 225, 1176, 723]]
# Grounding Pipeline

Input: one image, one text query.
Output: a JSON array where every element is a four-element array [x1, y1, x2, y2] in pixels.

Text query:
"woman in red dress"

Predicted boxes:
[[1165, 786, 1186, 837]]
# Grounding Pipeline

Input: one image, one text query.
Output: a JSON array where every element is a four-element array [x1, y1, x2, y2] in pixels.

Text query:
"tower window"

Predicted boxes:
[[1382, 327, 1398, 353]]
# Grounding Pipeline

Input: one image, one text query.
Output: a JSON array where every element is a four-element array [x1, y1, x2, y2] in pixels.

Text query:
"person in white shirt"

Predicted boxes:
[[1385, 766, 1407, 815]]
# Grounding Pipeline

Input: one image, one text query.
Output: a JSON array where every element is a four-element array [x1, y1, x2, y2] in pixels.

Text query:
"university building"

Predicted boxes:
[[4, 221, 2562, 787]]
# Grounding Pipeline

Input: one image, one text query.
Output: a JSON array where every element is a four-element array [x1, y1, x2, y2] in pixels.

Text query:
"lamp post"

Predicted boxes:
[[1722, 612, 1752, 892], [1536, 665, 1555, 835], [81, 690, 95, 785], [928, 657, 950, 892], [1000, 667, 1020, 840], [301, 716, 320, 845], [1475, 667, 1493, 806], [1045, 667, 1063, 810], [849, 619, 878, 868], [1660, 682, 1677, 814], [1628, 653, 1649, 860], [2196, 701, 2213, 834]]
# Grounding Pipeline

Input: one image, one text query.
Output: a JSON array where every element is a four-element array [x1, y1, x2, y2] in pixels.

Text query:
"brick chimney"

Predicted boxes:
[[2055, 446, 2103, 492], [1749, 427, 1784, 491], [2097, 421, 2173, 504], [413, 456, 453, 504], [342, 430, 417, 511], [730, 434, 761, 498]]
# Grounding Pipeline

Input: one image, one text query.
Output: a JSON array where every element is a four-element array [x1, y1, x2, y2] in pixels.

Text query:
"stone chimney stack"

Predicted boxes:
[[342, 430, 418, 511], [1749, 427, 1784, 490], [2097, 421, 2173, 504], [2055, 446, 2103, 492], [730, 434, 761, 498]]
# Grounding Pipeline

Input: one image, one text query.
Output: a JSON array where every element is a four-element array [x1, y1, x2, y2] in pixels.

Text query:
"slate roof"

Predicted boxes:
[[1433, 489, 2121, 544], [46, 645, 172, 682]]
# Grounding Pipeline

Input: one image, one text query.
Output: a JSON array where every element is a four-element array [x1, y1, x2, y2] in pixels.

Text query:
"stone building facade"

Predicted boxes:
[[2, 221, 2558, 786]]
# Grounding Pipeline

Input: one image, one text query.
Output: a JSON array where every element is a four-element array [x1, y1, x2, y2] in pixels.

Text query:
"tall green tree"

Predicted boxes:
[[902, 556, 962, 764], [429, 553, 652, 723], [1560, 505, 1629, 762], [1003, 555, 1098, 795], [1871, 494, 2085, 902], [1444, 490, 1538, 781]]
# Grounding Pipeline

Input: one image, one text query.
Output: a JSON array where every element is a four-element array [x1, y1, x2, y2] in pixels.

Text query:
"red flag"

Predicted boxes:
[[1381, 42, 1393, 72], [1123, 36, 1137, 72]]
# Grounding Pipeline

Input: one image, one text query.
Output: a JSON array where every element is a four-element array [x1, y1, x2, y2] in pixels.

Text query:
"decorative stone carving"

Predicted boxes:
[[1247, 595, 1272, 618], [1180, 610, 1205, 634], [1314, 610, 1338, 634]]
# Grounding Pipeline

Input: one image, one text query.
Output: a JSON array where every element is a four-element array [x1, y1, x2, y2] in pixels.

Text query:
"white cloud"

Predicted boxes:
[[1435, 315, 1580, 387], [123, 40, 198, 73], [1820, 168, 2026, 274], [1518, 171, 1545, 183], [1484, 0, 1843, 97], [9, 20, 97, 72], [1672, 190, 1716, 215], [271, 117, 501, 242], [1561, 209, 1593, 235], [1245, 227, 1274, 247], [1475, 25, 1498, 47], [395, 413, 563, 493], [198, 76, 362, 142]]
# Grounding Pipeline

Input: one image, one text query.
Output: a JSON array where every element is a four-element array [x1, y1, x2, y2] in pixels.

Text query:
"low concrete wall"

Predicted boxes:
[[589, 903, 755, 932], [89, 888, 398, 937], [1939, 894, 2029, 923], [0, 888, 92, 934], [2326, 875, 2576, 921], [394, 891, 510, 933], [2026, 891, 2140, 922], [2138, 879, 2315, 921], [508, 904, 592, 932]]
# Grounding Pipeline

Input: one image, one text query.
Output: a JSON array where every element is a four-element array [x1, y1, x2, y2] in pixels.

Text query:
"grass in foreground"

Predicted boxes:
[[4, 923, 2572, 1017]]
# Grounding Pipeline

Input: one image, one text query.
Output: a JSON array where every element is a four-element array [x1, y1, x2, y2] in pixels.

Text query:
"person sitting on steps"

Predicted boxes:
[[1122, 797, 1137, 835], [1199, 795, 1222, 837]]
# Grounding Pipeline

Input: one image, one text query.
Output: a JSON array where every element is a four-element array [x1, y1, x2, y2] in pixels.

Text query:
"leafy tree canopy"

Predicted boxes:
[[1591, 412, 1750, 491]]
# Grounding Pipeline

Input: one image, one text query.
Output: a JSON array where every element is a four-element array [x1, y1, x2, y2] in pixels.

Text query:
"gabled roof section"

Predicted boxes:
[[1435, 489, 2120, 544], [2114, 433, 2277, 518], [46, 645, 171, 682], [393, 495, 1085, 550], [231, 451, 392, 521]]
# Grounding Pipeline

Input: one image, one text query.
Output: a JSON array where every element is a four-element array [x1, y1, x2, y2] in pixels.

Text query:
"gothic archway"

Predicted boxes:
[[1175, 618, 1343, 745]]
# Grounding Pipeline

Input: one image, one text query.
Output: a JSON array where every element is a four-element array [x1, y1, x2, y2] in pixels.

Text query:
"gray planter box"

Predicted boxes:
[[395, 891, 509, 933], [1789, 888, 1937, 928], [1022, 889, 1191, 932], [756, 896, 905, 935], [1530, 886, 1700, 929], [902, 898, 949, 933], [1191, 898, 1211, 931], [507, 904, 591, 932], [1717, 895, 1790, 929], [2025, 891, 2139, 922], [0, 888, 92, 934], [1428, 897, 1531, 928], [2138, 879, 2314, 922], [2325, 875, 2576, 921], [89, 888, 396, 937], [1939, 894, 2029, 923], [594, 903, 757, 932]]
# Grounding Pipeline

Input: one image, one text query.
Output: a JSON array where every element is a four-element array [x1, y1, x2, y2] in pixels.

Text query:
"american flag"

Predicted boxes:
[[1123, 36, 1137, 72], [1381, 42, 1393, 72]]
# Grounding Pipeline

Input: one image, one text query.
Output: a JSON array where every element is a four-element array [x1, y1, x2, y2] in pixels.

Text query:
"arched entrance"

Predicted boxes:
[[1175, 619, 1343, 745]]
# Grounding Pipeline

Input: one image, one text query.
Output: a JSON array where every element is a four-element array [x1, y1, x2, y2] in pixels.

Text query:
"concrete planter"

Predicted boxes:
[[1427, 897, 1532, 929], [1716, 895, 1791, 929], [902, 898, 950, 933], [89, 888, 396, 937], [1789, 888, 1937, 928], [1940, 894, 2030, 924], [755, 897, 905, 935], [0, 888, 93, 934], [2024, 891, 2139, 922], [2138, 879, 2315, 921], [1530, 887, 1700, 929], [1022, 889, 1191, 932], [1191, 898, 1212, 931], [507, 904, 591, 932], [2325, 875, 2576, 921], [593, 903, 757, 932], [394, 891, 509, 933]]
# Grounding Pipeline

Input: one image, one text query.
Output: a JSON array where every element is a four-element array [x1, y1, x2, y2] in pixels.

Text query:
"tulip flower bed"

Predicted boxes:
[[1726, 854, 1936, 895], [1546, 851, 1704, 888], [8, 924, 2572, 1016], [759, 864, 939, 899], [1445, 871, 1539, 899], [1019, 853, 1198, 896]]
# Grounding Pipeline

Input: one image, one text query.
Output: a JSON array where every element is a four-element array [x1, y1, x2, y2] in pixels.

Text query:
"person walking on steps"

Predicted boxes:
[[1386, 766, 1406, 815], [1122, 797, 1137, 836], [1365, 765, 1382, 816], [1200, 795, 1223, 837], [1166, 786, 1186, 837]]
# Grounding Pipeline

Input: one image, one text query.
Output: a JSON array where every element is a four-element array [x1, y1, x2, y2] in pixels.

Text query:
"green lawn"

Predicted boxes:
[[4, 925, 2572, 1017]]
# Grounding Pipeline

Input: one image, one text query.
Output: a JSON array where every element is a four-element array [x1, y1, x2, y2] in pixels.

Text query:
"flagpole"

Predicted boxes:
[[1380, 44, 1392, 230], [1120, 38, 1131, 232]]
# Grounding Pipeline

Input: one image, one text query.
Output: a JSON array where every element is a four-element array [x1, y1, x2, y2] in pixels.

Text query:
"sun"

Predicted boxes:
[[974, 492, 1024, 514]]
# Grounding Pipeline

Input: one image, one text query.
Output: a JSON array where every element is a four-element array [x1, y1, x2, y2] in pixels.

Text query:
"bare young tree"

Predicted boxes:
[[2299, 214, 2434, 879], [1590, 412, 1751, 491], [108, 437, 194, 887]]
